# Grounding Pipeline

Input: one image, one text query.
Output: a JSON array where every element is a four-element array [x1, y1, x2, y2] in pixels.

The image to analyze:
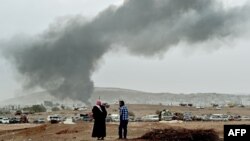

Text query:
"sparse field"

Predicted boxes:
[[0, 104, 250, 141], [1, 121, 250, 141]]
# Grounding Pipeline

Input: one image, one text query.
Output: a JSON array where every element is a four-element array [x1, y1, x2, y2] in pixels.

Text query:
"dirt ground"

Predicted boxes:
[[0, 104, 250, 141], [1, 121, 250, 141]]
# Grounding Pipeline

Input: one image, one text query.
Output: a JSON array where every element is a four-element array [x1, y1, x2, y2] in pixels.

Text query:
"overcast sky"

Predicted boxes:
[[0, 0, 250, 101]]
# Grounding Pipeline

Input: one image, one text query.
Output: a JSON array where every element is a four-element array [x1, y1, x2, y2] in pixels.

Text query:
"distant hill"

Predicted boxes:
[[1, 87, 250, 106], [92, 87, 250, 106]]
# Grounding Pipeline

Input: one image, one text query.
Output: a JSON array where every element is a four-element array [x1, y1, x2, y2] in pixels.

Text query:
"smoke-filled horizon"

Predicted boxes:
[[1, 0, 250, 104]]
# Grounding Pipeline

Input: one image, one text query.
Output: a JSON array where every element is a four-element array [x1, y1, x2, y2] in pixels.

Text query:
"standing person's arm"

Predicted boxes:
[[92, 106, 96, 119], [125, 107, 128, 120], [102, 106, 107, 118], [119, 107, 122, 120], [120, 107, 126, 120]]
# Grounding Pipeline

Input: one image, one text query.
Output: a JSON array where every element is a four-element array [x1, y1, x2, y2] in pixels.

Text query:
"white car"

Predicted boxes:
[[1, 117, 9, 124], [110, 114, 120, 122], [240, 116, 250, 121], [215, 107, 222, 110], [48, 115, 61, 123], [209, 114, 229, 121], [142, 115, 159, 122]]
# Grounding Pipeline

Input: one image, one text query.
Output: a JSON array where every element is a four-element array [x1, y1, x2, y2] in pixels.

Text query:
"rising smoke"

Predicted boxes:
[[1, 0, 249, 104]]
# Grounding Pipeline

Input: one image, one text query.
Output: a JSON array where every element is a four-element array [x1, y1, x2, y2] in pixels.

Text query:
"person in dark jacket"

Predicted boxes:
[[92, 100, 107, 140]]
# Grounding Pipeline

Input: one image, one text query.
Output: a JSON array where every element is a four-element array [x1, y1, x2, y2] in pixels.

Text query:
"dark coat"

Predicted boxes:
[[92, 105, 107, 138]]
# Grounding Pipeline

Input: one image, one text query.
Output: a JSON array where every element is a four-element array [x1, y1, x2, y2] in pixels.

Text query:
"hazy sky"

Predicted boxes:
[[0, 0, 250, 101]]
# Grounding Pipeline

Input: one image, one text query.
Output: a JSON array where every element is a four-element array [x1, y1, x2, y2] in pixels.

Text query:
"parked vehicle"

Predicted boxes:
[[228, 115, 241, 121], [196, 106, 205, 109], [172, 112, 184, 120], [48, 115, 61, 124], [110, 114, 120, 122], [215, 107, 222, 110], [193, 115, 203, 121], [209, 114, 229, 121], [160, 110, 173, 121], [72, 116, 81, 122], [183, 112, 193, 121], [134, 117, 142, 122], [141, 115, 159, 122], [240, 116, 250, 121], [80, 114, 92, 122], [9, 117, 20, 124], [1, 117, 9, 124], [201, 115, 211, 121], [33, 118, 45, 123]]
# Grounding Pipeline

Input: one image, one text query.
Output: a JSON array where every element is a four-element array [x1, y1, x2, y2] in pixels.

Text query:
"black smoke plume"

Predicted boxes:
[[1, 0, 249, 104]]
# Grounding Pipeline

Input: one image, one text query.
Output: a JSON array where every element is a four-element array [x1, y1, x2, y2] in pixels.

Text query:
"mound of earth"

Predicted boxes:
[[139, 128, 219, 141]]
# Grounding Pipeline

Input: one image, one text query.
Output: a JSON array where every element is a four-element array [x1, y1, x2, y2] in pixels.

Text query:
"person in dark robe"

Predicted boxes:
[[92, 100, 107, 140]]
